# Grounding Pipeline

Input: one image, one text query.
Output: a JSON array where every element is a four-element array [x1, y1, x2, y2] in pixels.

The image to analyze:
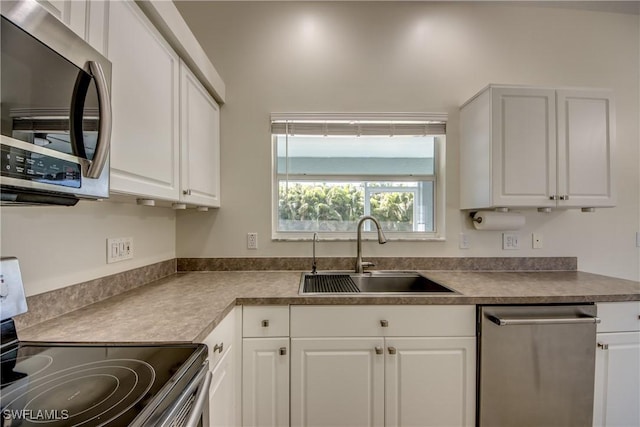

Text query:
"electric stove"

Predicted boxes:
[[0, 258, 210, 426]]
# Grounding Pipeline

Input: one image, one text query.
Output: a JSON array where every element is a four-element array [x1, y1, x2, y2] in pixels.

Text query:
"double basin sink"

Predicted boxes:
[[299, 271, 458, 295]]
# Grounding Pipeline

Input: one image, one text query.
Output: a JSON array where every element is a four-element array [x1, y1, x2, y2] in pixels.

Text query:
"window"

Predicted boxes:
[[272, 113, 446, 240]]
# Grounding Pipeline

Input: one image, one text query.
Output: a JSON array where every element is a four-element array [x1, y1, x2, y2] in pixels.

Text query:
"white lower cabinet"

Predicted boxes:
[[291, 338, 385, 427], [209, 347, 236, 427], [594, 302, 640, 427], [202, 308, 241, 427], [242, 338, 290, 427], [290, 305, 476, 427], [242, 306, 290, 427], [385, 337, 475, 427]]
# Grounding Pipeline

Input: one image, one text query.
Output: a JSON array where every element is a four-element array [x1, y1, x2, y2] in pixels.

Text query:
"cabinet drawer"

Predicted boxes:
[[290, 305, 475, 337], [597, 302, 640, 333], [243, 306, 289, 337], [202, 308, 236, 369]]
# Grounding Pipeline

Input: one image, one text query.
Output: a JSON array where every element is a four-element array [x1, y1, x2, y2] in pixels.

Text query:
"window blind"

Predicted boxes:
[[271, 113, 447, 136]]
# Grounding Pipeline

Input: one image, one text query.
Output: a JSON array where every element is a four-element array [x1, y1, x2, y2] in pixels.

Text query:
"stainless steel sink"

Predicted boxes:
[[299, 271, 458, 295]]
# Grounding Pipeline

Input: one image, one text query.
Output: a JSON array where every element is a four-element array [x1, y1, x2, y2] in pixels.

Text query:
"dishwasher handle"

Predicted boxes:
[[488, 314, 601, 326]]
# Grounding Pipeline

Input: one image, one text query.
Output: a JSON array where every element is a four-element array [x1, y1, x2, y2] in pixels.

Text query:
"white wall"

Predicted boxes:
[[175, 1, 640, 280], [0, 201, 176, 296]]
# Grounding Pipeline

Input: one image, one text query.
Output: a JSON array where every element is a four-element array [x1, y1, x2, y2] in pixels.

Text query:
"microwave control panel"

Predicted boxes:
[[1, 144, 81, 188]]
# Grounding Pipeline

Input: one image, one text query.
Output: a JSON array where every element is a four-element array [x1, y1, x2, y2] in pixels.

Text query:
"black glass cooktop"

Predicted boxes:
[[0, 342, 206, 426]]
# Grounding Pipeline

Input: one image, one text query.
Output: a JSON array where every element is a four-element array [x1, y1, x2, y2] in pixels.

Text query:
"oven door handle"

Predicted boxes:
[[157, 360, 211, 427], [184, 364, 212, 427]]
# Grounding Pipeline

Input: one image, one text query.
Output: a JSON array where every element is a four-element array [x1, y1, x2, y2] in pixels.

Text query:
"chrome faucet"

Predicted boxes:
[[311, 232, 319, 274], [355, 216, 387, 273]]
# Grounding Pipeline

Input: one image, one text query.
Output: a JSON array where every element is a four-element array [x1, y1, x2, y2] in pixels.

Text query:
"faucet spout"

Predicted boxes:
[[355, 216, 387, 273], [311, 232, 319, 274]]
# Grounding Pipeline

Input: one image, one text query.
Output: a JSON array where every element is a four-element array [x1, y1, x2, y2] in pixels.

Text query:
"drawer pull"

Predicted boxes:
[[388, 346, 397, 355], [597, 342, 609, 350], [375, 346, 383, 355], [380, 320, 389, 327], [262, 320, 269, 327], [279, 347, 287, 356], [213, 342, 224, 353]]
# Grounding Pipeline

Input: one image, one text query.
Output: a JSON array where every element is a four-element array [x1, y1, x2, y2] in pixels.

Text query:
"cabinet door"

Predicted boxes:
[[36, 0, 85, 37], [385, 337, 476, 427], [180, 62, 221, 207], [291, 338, 384, 427], [557, 90, 615, 208], [243, 338, 289, 427], [491, 87, 557, 208], [593, 332, 640, 427], [107, 0, 180, 201], [209, 346, 237, 427]]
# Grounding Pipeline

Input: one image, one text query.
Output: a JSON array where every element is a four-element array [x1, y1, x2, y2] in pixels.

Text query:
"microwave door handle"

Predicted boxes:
[[70, 71, 90, 159], [86, 61, 111, 179]]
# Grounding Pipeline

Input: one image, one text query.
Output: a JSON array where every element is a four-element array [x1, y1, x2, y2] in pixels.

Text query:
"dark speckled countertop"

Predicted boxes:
[[16, 270, 640, 344]]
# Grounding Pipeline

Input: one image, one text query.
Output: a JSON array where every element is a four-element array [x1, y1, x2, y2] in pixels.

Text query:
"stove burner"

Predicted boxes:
[[1, 354, 53, 385], [1, 359, 155, 426]]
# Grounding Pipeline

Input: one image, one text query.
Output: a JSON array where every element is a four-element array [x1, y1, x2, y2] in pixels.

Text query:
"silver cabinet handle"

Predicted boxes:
[[279, 347, 287, 356], [488, 314, 600, 326], [550, 195, 559, 201], [597, 342, 609, 350], [86, 61, 111, 179], [183, 189, 192, 195], [380, 320, 389, 327], [388, 347, 397, 355], [213, 342, 224, 353], [375, 346, 383, 355], [559, 195, 569, 200], [262, 320, 269, 327]]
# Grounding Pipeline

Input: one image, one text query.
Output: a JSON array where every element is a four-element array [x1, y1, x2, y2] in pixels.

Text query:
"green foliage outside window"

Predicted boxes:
[[278, 183, 414, 232]]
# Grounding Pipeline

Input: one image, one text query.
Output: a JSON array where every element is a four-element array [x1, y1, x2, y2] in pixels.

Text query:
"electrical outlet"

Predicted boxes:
[[247, 232, 258, 250], [107, 237, 133, 263], [459, 232, 470, 249], [502, 233, 520, 250], [532, 233, 543, 249], [636, 232, 640, 248]]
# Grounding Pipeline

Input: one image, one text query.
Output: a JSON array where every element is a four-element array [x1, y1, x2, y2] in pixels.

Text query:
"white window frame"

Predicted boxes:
[[271, 113, 446, 241]]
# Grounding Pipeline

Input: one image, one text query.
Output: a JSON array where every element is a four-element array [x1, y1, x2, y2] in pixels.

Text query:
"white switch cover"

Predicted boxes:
[[636, 232, 640, 248], [502, 233, 520, 250], [532, 233, 543, 249], [107, 237, 133, 263]]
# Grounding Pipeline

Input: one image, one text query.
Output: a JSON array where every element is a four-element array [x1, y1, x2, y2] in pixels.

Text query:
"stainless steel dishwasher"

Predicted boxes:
[[477, 304, 600, 427]]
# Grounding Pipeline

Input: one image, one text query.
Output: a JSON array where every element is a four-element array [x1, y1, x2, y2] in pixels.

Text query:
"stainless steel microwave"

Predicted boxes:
[[1, 0, 112, 206]]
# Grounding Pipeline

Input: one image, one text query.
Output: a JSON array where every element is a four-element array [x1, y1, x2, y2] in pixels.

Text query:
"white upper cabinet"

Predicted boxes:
[[460, 85, 615, 211], [556, 89, 615, 208], [180, 62, 221, 208], [36, 0, 85, 37], [107, 0, 181, 201], [36, 1, 108, 56]]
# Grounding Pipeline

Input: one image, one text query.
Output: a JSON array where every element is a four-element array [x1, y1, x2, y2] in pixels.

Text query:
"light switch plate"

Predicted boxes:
[[107, 237, 133, 263], [502, 233, 520, 250]]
